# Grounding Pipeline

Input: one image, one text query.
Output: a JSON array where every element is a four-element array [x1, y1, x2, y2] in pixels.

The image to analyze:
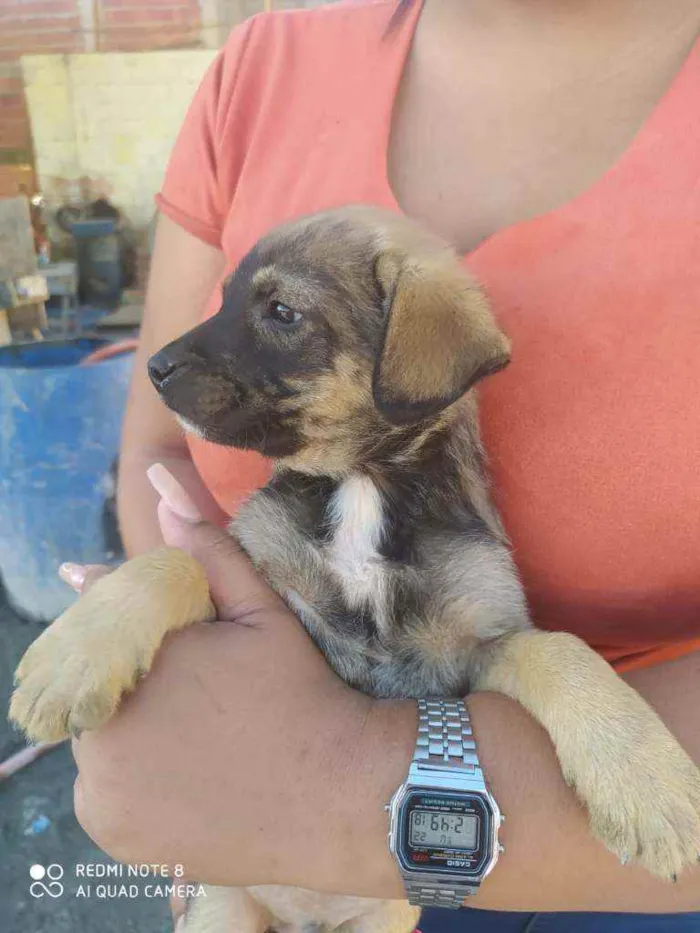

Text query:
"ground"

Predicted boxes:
[[0, 586, 171, 933]]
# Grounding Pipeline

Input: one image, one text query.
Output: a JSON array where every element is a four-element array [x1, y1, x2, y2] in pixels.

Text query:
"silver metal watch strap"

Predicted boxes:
[[412, 698, 482, 776], [404, 878, 479, 909], [405, 699, 485, 909]]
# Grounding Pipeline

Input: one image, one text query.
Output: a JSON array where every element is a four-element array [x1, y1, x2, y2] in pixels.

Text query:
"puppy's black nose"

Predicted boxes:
[[148, 350, 184, 390]]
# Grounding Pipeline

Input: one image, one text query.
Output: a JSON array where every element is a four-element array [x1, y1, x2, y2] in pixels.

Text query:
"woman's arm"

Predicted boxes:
[[117, 214, 229, 556], [72, 499, 700, 914]]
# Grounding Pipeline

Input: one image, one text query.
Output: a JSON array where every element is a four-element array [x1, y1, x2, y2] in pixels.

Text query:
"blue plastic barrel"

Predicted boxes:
[[0, 338, 134, 620]]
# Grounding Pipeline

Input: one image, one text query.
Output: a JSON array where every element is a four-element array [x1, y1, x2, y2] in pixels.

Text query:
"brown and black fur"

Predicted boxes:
[[149, 207, 524, 698], [10, 207, 700, 933]]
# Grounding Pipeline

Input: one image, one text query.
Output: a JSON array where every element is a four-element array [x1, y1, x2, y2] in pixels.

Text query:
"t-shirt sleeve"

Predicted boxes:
[[155, 19, 256, 248]]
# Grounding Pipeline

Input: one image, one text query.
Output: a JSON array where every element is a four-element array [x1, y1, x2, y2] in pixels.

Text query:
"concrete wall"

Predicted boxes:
[[0, 0, 202, 198], [22, 49, 217, 274], [0, 0, 333, 198]]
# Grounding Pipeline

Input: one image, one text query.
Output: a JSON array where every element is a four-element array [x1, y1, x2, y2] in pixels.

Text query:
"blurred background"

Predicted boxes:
[[0, 1, 333, 929]]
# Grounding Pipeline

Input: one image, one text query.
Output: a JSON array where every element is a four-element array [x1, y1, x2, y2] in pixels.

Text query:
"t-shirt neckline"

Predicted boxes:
[[377, 0, 700, 262]]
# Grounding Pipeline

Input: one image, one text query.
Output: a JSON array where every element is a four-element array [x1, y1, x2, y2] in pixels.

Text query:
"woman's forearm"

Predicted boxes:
[[117, 452, 170, 555], [74, 487, 700, 912], [74, 578, 699, 914], [351, 652, 700, 913], [115, 213, 228, 557]]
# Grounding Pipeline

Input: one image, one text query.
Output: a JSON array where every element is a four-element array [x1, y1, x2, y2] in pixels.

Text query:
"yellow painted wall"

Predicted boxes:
[[22, 50, 217, 235]]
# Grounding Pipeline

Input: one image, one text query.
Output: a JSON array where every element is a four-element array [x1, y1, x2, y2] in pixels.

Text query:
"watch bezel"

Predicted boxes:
[[388, 780, 501, 886]]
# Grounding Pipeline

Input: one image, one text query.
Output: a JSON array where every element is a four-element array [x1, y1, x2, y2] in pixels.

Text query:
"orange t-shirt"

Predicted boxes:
[[156, 0, 700, 673]]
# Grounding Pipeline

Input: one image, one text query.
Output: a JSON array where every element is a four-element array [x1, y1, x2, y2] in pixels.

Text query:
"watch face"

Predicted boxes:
[[397, 791, 494, 877]]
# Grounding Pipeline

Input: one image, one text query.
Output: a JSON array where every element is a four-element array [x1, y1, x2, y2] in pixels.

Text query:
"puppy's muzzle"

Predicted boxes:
[[148, 349, 190, 392]]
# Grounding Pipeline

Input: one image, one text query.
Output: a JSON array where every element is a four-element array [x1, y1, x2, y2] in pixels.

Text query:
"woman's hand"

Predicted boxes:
[[70, 470, 415, 896]]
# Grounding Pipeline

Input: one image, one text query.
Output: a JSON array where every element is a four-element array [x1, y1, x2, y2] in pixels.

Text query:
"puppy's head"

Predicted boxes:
[[149, 207, 510, 472]]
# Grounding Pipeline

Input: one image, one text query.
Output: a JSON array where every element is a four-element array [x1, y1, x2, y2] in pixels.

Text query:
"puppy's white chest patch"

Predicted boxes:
[[327, 475, 389, 630]]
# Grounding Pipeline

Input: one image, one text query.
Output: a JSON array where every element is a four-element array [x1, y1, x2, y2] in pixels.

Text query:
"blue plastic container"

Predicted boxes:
[[0, 338, 134, 620]]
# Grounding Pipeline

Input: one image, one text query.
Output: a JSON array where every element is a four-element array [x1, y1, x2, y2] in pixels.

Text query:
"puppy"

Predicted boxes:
[[11, 207, 700, 933]]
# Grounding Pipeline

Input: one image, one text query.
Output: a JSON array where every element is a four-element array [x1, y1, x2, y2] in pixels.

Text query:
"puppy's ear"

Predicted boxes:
[[372, 252, 511, 425]]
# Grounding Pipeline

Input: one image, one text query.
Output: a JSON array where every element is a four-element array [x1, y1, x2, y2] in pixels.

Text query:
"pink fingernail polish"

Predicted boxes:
[[59, 562, 87, 590], [147, 463, 203, 522]]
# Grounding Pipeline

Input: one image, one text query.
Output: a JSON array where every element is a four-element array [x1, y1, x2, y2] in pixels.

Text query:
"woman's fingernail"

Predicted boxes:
[[147, 463, 203, 522], [59, 562, 87, 590]]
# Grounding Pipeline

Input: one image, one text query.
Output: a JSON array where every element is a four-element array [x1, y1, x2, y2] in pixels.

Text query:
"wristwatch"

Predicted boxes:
[[386, 698, 503, 909]]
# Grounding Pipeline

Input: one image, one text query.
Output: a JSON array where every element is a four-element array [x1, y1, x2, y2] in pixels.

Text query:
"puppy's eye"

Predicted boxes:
[[268, 301, 303, 326]]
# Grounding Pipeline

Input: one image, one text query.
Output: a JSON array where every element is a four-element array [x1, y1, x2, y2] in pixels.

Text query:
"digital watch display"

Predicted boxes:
[[397, 790, 492, 876], [410, 809, 478, 849]]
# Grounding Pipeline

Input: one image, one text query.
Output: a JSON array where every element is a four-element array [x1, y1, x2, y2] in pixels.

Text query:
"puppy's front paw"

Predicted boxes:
[[9, 613, 148, 742], [9, 548, 215, 743], [474, 632, 700, 882], [582, 733, 700, 880]]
